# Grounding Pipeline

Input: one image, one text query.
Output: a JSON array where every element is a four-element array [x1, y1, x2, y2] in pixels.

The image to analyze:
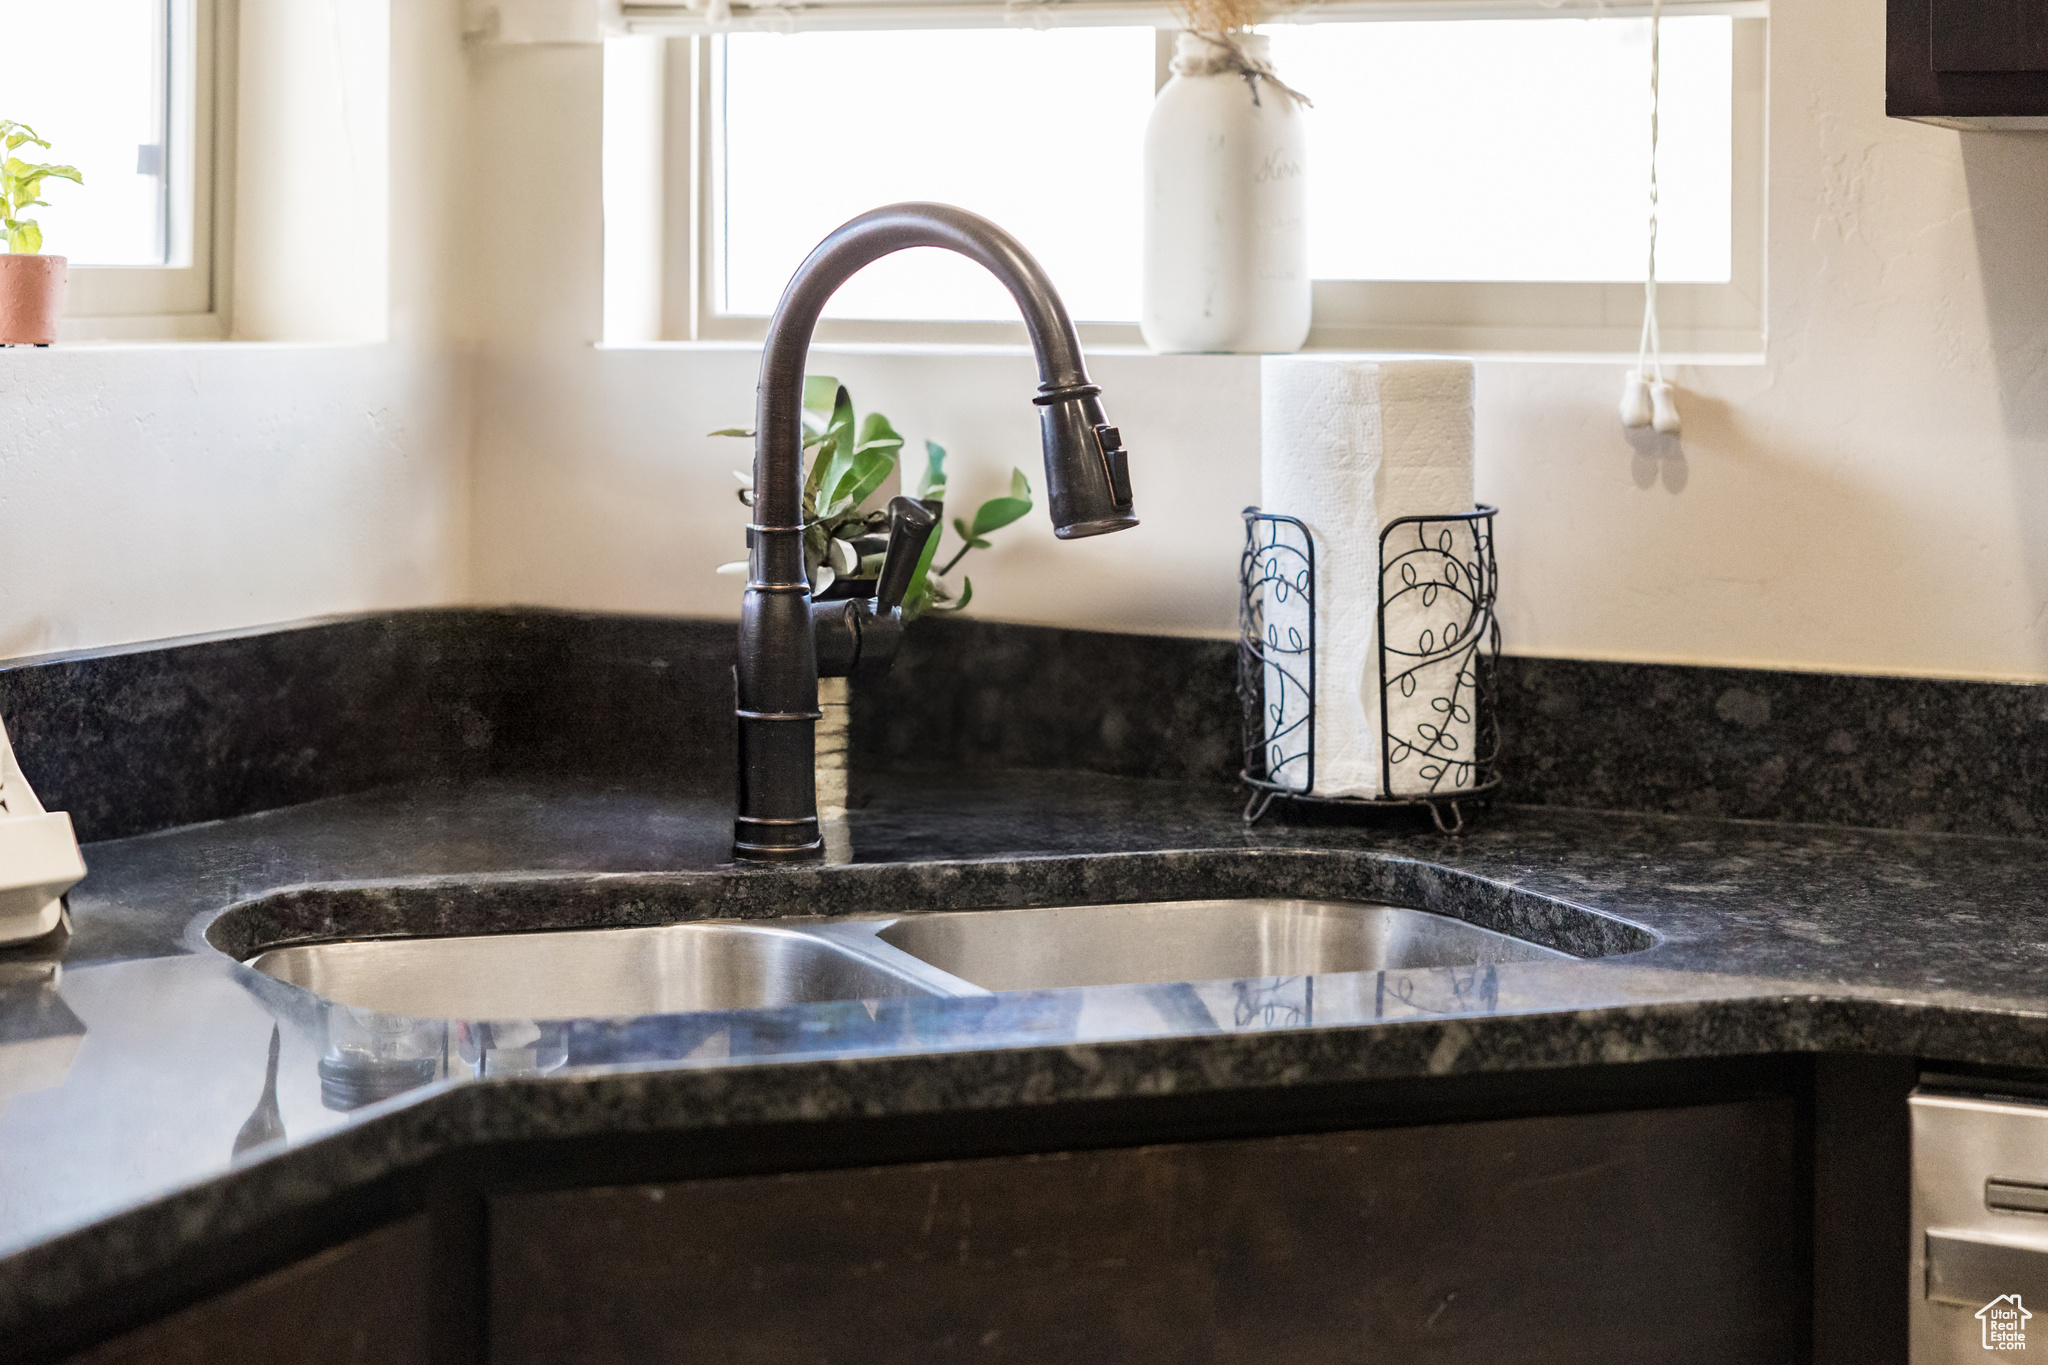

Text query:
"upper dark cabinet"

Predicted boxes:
[[1890, 0, 2048, 125]]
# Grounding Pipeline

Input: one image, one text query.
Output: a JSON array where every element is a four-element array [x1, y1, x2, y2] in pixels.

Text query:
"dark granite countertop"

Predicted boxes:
[[5, 766, 2048, 1333]]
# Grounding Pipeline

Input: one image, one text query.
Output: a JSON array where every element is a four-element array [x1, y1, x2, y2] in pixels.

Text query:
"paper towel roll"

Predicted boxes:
[[1259, 355, 1476, 797]]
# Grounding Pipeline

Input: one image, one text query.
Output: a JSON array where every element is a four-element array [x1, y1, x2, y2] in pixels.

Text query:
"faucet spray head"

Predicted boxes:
[[1034, 383, 1138, 539]]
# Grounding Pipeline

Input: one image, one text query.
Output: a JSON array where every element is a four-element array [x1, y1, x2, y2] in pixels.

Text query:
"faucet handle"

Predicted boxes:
[[1094, 425, 1133, 508], [874, 495, 939, 612]]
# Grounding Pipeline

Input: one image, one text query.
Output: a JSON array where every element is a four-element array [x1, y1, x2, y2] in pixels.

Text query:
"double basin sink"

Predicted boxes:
[[248, 897, 1577, 1022]]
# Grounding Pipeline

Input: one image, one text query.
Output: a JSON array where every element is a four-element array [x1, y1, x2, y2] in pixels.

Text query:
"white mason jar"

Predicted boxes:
[[1141, 31, 1311, 355]]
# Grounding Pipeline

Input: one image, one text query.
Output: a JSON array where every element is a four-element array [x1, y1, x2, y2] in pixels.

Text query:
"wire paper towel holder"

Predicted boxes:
[[1237, 505, 1502, 834]]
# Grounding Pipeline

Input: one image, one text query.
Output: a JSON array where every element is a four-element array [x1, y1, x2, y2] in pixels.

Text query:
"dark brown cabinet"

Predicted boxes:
[[490, 1099, 1800, 1365], [61, 1216, 437, 1365], [1890, 0, 2048, 126], [41, 1053, 1919, 1365]]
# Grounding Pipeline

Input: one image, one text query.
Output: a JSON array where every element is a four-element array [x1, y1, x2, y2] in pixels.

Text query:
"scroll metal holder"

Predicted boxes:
[[1237, 504, 1502, 834]]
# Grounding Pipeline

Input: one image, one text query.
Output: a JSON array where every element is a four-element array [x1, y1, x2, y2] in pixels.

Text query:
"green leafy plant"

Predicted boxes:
[[713, 377, 1032, 619], [0, 122, 81, 255]]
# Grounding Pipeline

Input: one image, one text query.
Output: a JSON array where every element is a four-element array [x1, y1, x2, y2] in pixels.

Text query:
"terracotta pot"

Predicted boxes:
[[0, 255, 67, 346]]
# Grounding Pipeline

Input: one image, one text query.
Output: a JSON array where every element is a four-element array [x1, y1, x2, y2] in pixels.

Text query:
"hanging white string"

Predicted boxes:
[[1620, 0, 1680, 435], [1639, 0, 1661, 385]]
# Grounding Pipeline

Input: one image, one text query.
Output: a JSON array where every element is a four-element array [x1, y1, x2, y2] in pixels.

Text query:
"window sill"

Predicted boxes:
[[595, 338, 1768, 367], [57, 313, 228, 344], [6, 337, 395, 355]]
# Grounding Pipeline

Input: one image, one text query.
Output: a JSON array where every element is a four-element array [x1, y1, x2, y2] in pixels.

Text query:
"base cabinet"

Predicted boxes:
[[490, 1099, 1799, 1365], [62, 1216, 436, 1365]]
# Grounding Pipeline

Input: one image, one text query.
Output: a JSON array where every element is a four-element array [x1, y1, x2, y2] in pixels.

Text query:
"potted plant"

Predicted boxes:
[[714, 376, 1035, 616], [0, 122, 81, 347]]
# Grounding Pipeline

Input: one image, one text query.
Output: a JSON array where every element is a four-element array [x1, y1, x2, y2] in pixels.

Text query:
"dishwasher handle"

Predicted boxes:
[[1927, 1230, 2048, 1307]]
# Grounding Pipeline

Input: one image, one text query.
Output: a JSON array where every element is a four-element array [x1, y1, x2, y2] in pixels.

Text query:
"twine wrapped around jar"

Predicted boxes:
[[1170, 30, 1313, 110]]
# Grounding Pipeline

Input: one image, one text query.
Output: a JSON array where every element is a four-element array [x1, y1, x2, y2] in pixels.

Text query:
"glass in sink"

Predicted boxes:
[[248, 921, 950, 1020], [875, 898, 1572, 992]]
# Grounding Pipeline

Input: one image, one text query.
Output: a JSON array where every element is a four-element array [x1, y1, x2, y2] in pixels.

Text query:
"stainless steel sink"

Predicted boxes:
[[876, 898, 1572, 992], [241, 897, 1579, 1021], [248, 921, 961, 1020]]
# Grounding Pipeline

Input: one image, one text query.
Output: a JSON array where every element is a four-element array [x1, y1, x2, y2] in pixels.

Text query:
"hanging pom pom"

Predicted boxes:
[[1649, 380, 1682, 436], [1619, 371, 1652, 428]]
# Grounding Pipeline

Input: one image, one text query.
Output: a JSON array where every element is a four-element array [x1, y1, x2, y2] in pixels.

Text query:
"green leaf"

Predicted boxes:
[[822, 446, 896, 518], [963, 468, 1033, 539], [799, 380, 845, 449], [898, 500, 949, 622], [930, 577, 974, 613], [820, 411, 903, 514], [807, 386, 860, 508], [854, 411, 904, 458], [802, 375, 840, 413], [707, 427, 754, 438], [829, 388, 855, 455], [969, 497, 1030, 538], [9, 221, 40, 254], [917, 440, 948, 499], [801, 522, 829, 584], [952, 516, 972, 543]]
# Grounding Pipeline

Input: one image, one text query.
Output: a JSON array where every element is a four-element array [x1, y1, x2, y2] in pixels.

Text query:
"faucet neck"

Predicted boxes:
[[752, 203, 1090, 546]]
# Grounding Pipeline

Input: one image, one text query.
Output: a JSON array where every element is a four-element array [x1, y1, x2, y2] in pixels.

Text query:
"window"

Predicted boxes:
[[718, 27, 1154, 324], [1273, 18, 1732, 285], [3, 0, 226, 337], [611, 4, 1765, 355]]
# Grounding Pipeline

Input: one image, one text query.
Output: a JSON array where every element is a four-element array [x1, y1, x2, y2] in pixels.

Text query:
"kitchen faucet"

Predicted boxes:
[[734, 203, 1138, 862]]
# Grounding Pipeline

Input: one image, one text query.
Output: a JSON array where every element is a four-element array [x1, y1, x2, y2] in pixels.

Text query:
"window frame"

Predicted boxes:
[[59, 0, 234, 341], [633, 12, 1766, 357]]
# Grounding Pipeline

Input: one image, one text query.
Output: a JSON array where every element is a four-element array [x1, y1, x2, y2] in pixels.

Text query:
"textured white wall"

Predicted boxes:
[[1479, 3, 2048, 680], [0, 344, 467, 659]]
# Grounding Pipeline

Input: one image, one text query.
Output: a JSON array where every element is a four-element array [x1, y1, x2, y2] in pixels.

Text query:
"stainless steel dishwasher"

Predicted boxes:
[[1912, 1082, 2048, 1361]]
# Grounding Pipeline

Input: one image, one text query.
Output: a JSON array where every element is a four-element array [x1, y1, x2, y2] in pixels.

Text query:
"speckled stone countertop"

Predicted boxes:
[[4, 767, 2048, 1332]]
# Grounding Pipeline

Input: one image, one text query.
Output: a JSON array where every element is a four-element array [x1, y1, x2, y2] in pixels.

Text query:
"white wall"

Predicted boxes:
[[1480, 0, 2048, 681], [0, 0, 471, 661], [233, 0, 392, 343], [463, 0, 2048, 682], [0, 343, 467, 659]]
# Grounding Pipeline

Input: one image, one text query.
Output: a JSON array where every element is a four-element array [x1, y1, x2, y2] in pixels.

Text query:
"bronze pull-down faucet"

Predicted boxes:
[[734, 203, 1139, 863]]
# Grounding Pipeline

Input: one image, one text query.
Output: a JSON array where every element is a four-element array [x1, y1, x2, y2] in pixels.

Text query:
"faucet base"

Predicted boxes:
[[732, 846, 825, 864], [733, 815, 824, 863]]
